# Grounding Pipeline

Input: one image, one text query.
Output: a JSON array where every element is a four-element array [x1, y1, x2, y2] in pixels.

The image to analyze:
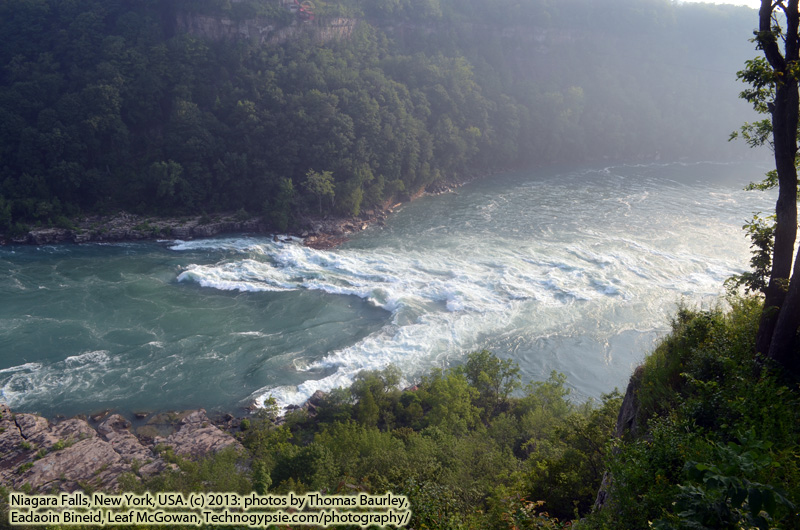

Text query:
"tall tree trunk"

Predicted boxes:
[[756, 80, 799, 355], [769, 247, 800, 371], [755, 0, 800, 359]]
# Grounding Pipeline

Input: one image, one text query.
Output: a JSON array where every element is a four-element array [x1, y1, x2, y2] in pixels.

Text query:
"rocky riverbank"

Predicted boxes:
[[0, 404, 242, 493], [0, 389, 364, 494], [0, 206, 394, 250], [0, 177, 472, 249]]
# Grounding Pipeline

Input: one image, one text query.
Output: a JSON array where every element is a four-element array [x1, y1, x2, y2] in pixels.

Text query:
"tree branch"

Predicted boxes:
[[761, 0, 787, 71]]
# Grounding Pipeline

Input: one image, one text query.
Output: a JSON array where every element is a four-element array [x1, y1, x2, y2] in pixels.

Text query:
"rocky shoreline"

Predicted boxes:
[[0, 209, 389, 250], [0, 178, 470, 249], [0, 388, 361, 493], [0, 404, 244, 493]]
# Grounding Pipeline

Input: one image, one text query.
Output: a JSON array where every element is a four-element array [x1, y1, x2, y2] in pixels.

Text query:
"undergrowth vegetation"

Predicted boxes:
[[203, 350, 619, 528], [583, 297, 800, 530]]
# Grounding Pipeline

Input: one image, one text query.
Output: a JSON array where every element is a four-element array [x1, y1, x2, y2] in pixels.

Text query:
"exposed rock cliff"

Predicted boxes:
[[175, 12, 358, 45], [593, 365, 644, 511]]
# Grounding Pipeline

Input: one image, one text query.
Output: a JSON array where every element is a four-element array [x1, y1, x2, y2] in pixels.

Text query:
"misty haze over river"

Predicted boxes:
[[0, 161, 775, 418]]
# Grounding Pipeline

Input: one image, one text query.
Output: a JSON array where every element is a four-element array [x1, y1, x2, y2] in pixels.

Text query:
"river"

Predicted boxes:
[[0, 161, 774, 417]]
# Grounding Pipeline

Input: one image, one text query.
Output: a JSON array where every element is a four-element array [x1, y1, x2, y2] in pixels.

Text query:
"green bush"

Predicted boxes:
[[133, 447, 252, 495], [652, 433, 796, 530]]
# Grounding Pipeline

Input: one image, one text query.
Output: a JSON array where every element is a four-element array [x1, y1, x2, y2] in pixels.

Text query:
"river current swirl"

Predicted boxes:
[[0, 161, 774, 416]]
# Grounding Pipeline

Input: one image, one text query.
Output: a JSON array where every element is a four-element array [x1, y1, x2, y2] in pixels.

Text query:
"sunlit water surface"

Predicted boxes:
[[0, 161, 774, 417]]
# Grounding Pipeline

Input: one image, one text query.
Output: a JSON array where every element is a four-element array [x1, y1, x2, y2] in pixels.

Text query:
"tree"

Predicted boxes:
[[267, 177, 295, 231], [418, 369, 481, 436], [350, 367, 401, 428], [302, 169, 335, 214], [457, 349, 520, 419], [739, 0, 800, 372]]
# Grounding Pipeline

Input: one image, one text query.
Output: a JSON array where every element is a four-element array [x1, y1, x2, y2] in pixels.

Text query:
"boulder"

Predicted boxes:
[[14, 437, 130, 493], [0, 406, 33, 483], [152, 409, 242, 458], [13, 413, 58, 449], [98, 415, 156, 466], [90, 410, 111, 423], [307, 390, 327, 407], [51, 418, 96, 444]]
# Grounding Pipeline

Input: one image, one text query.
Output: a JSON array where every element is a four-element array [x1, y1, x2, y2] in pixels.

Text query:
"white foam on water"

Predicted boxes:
[[0, 350, 117, 408], [64, 350, 110, 367], [172, 211, 748, 409], [234, 331, 276, 338], [0, 161, 776, 416], [0, 362, 42, 375], [172, 239, 547, 407]]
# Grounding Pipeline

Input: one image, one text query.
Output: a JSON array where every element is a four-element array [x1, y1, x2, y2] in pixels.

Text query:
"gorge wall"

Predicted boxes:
[[175, 12, 359, 45]]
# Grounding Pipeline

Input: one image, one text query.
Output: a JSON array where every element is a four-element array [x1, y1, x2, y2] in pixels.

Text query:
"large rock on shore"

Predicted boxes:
[[17, 438, 131, 493], [150, 409, 243, 458], [0, 405, 242, 493]]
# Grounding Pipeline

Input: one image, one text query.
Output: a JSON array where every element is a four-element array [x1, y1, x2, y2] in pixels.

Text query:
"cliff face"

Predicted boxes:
[[174, 8, 576, 56], [175, 12, 358, 46], [593, 365, 643, 511], [173, 5, 587, 91]]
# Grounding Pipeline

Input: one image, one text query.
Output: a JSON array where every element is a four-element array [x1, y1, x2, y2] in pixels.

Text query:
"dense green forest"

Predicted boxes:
[[0, 0, 756, 234]]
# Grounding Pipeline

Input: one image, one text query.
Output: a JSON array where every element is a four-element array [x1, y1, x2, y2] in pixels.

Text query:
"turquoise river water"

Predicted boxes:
[[0, 161, 775, 417]]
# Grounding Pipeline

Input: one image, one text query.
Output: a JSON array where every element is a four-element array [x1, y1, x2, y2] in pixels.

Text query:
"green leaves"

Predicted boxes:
[[730, 119, 774, 149], [725, 214, 775, 295], [657, 437, 796, 530], [457, 349, 521, 419], [302, 169, 336, 214], [588, 302, 800, 530]]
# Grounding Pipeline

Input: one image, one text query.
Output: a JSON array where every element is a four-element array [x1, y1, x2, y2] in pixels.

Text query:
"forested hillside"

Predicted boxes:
[[0, 0, 757, 234]]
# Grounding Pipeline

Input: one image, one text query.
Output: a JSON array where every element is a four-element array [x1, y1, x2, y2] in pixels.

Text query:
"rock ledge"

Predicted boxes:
[[0, 405, 241, 493]]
